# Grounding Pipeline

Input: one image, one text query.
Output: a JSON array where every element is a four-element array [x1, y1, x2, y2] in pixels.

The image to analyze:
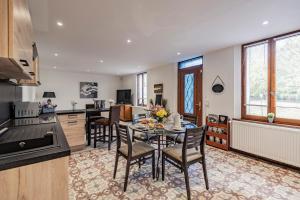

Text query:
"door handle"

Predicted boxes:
[[19, 59, 29, 67], [195, 101, 202, 111]]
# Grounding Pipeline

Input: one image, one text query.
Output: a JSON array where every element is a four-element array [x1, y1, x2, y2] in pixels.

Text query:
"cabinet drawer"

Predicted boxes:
[[67, 135, 85, 147], [64, 128, 85, 137], [60, 119, 85, 130], [58, 113, 85, 122]]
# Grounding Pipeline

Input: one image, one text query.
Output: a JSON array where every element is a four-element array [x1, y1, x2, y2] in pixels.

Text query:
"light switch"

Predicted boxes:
[[205, 100, 209, 107]]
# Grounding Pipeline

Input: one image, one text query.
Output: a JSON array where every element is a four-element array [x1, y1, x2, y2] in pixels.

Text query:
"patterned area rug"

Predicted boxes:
[[69, 145, 300, 200]]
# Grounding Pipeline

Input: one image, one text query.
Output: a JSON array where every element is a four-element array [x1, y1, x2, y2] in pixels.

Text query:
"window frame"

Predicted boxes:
[[241, 29, 300, 126], [137, 72, 147, 106]]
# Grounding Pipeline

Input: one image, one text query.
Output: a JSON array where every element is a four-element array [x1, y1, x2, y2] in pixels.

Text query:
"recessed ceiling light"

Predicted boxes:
[[177, 52, 181, 55], [127, 39, 132, 44], [53, 66, 57, 69], [54, 53, 59, 57], [262, 20, 269, 26], [56, 21, 63, 27]]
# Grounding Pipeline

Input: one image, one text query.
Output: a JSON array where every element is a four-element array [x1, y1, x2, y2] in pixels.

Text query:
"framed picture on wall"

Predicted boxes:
[[80, 82, 98, 98]]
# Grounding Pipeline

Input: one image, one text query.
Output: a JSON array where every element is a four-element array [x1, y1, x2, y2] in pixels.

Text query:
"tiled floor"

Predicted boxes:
[[69, 144, 300, 200]]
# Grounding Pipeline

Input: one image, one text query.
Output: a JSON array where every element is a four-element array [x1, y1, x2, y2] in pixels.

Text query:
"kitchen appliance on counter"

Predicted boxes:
[[94, 100, 105, 109], [14, 102, 40, 118], [13, 114, 56, 127], [12, 102, 56, 127]]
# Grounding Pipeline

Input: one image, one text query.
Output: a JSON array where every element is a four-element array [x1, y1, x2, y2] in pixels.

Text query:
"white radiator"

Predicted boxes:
[[231, 120, 300, 167]]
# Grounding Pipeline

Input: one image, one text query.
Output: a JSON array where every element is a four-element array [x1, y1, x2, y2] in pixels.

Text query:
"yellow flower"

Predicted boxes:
[[156, 109, 167, 118]]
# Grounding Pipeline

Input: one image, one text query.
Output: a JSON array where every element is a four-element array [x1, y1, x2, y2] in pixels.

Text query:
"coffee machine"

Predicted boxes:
[[94, 100, 106, 109]]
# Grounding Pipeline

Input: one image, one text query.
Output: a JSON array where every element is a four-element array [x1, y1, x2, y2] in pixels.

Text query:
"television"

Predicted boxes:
[[116, 89, 131, 104]]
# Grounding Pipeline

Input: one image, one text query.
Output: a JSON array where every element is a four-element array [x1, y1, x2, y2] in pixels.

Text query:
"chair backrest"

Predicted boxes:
[[109, 105, 121, 124], [183, 114, 198, 125], [86, 104, 95, 109], [182, 126, 206, 162], [114, 122, 132, 156]]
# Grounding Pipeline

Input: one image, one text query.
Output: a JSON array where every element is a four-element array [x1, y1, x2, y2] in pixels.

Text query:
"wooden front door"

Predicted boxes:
[[178, 66, 203, 126]]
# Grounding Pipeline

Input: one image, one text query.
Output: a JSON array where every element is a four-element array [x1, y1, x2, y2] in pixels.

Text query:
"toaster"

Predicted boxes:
[[14, 102, 40, 118]]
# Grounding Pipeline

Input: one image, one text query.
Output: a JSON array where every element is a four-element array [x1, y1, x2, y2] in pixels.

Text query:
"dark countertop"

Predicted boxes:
[[56, 109, 86, 115], [0, 114, 70, 171], [86, 108, 110, 112]]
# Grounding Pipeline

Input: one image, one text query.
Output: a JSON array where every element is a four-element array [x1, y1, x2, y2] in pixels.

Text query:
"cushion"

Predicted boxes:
[[162, 144, 202, 163], [119, 142, 155, 157], [95, 117, 110, 125]]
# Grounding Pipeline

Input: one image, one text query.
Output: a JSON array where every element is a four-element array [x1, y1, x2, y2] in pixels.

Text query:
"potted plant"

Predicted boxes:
[[162, 98, 168, 108], [267, 112, 275, 123]]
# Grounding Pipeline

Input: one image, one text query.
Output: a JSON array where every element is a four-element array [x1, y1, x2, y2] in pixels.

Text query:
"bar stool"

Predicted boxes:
[[85, 104, 103, 146], [94, 105, 121, 150]]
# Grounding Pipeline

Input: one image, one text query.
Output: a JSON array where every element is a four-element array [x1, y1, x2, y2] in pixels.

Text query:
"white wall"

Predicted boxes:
[[120, 45, 242, 121], [120, 63, 178, 113], [147, 63, 178, 113], [203, 46, 241, 123], [36, 69, 122, 110]]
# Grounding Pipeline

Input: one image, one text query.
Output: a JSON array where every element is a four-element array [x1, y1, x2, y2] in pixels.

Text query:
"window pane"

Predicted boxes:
[[179, 57, 203, 69], [137, 72, 147, 106], [245, 42, 269, 116], [275, 34, 300, 119], [184, 73, 194, 114], [138, 75, 143, 99]]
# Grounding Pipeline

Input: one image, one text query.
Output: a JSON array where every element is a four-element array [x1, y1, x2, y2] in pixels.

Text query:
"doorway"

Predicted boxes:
[[178, 57, 203, 126]]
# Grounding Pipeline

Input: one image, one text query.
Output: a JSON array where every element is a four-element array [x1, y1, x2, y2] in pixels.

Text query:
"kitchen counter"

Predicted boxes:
[[0, 113, 70, 171], [56, 109, 86, 115]]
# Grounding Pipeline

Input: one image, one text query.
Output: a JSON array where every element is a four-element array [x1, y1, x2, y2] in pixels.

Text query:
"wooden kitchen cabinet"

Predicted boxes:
[[58, 113, 86, 151], [0, 0, 33, 80], [18, 43, 40, 86], [0, 157, 69, 200]]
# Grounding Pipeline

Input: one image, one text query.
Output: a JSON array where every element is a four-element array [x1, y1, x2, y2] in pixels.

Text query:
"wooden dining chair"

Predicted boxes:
[[162, 126, 209, 200], [113, 122, 156, 192], [94, 105, 120, 150], [166, 114, 198, 144]]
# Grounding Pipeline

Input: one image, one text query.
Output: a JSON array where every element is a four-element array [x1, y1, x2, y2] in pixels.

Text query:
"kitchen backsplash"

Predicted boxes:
[[0, 80, 22, 125]]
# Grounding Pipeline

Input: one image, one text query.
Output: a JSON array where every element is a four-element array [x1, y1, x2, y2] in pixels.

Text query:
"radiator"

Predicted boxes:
[[231, 120, 300, 167]]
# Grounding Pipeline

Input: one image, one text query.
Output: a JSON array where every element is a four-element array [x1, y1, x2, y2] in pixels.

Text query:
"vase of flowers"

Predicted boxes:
[[267, 112, 275, 123], [154, 108, 170, 123]]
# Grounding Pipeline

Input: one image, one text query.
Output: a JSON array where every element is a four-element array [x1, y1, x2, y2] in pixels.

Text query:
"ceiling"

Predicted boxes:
[[29, 0, 300, 75]]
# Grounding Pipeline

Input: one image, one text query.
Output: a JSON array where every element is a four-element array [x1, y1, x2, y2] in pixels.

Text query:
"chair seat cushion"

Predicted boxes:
[[162, 144, 202, 163], [119, 142, 155, 158], [95, 117, 110, 125], [89, 116, 104, 121]]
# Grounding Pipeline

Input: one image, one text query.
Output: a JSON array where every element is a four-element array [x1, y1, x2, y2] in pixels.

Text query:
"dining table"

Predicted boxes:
[[129, 120, 197, 180], [86, 108, 110, 146]]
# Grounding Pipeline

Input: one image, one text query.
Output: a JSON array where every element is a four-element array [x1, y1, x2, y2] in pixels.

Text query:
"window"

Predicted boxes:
[[137, 72, 147, 106], [179, 56, 203, 69], [242, 30, 300, 125]]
